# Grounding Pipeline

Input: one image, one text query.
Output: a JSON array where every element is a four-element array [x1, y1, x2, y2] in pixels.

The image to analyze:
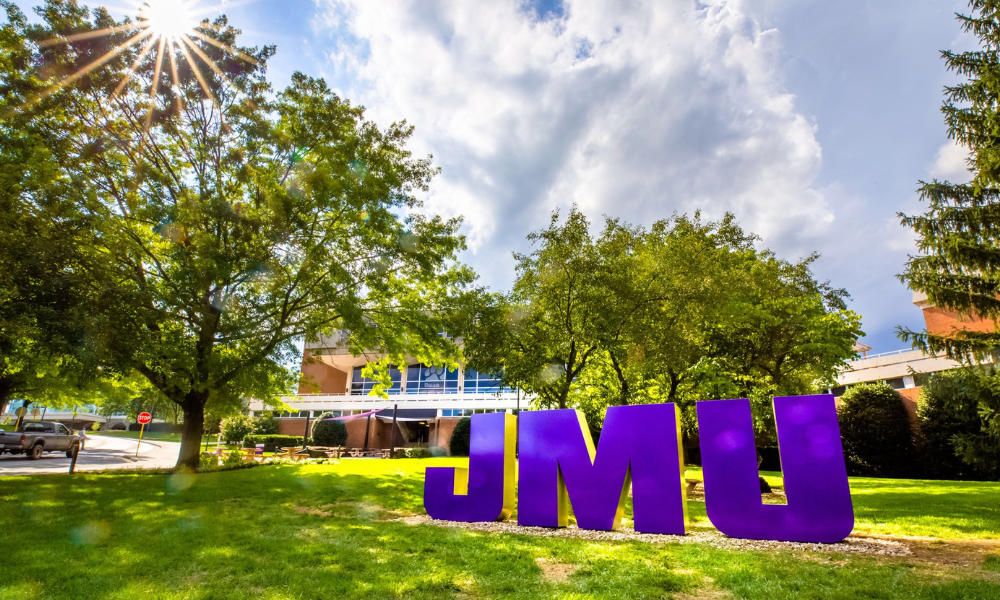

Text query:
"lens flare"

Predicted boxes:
[[139, 0, 199, 40]]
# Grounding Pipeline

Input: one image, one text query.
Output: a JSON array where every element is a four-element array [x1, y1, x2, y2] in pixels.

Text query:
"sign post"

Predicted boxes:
[[136, 412, 152, 457]]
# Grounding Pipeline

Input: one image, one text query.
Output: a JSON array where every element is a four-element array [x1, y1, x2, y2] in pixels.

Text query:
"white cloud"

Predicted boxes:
[[315, 0, 837, 286], [928, 140, 971, 183]]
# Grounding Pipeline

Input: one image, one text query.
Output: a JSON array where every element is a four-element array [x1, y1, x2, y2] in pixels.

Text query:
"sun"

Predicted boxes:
[[12, 0, 263, 118], [138, 0, 200, 40]]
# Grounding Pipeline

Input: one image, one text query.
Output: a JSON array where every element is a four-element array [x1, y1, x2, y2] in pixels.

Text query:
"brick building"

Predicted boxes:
[[248, 331, 522, 453], [830, 290, 995, 419]]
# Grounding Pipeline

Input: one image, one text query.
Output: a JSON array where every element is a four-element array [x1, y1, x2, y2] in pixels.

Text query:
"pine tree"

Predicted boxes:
[[899, 1, 1000, 361]]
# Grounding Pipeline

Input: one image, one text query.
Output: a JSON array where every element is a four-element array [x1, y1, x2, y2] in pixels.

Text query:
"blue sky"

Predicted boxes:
[[14, 0, 978, 352]]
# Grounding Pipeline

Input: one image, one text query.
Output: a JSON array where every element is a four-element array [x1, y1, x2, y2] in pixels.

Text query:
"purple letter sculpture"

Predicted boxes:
[[518, 404, 686, 534], [424, 412, 516, 522], [696, 395, 854, 543]]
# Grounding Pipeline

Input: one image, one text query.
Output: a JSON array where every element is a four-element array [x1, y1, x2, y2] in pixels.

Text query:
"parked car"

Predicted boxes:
[[0, 422, 82, 459]]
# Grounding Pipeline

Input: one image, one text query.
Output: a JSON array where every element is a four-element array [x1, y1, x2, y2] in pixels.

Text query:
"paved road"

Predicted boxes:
[[0, 435, 181, 476]]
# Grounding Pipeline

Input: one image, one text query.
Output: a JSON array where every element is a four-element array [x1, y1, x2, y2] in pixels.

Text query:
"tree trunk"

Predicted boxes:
[[0, 390, 11, 419], [176, 395, 207, 470]]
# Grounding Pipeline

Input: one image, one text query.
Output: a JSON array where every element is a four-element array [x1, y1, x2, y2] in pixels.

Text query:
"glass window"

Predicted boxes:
[[351, 365, 402, 395], [406, 364, 458, 394], [463, 368, 511, 394]]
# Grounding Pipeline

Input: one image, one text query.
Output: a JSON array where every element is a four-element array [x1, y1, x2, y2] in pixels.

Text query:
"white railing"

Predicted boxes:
[[251, 391, 524, 412], [854, 348, 916, 361]]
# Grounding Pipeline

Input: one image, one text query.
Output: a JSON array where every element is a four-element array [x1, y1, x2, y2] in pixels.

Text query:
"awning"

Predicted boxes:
[[374, 408, 438, 422]]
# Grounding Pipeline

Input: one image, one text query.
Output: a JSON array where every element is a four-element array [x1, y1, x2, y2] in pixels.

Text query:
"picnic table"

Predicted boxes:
[[279, 446, 310, 461], [685, 478, 701, 494], [324, 447, 346, 459]]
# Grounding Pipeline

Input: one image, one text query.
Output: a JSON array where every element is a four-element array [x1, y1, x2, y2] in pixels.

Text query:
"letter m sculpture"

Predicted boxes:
[[518, 404, 686, 534]]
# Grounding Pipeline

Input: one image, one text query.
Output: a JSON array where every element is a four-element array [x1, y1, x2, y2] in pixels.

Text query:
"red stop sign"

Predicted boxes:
[[137, 412, 152, 425]]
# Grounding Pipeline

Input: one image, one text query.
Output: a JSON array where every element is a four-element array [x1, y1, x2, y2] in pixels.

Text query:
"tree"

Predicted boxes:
[[899, 0, 1000, 361], [311, 412, 347, 447], [897, 1, 1000, 460], [919, 368, 1000, 480], [703, 252, 863, 443], [219, 414, 256, 445], [837, 382, 916, 478], [465, 207, 602, 409], [6, 1, 473, 469], [0, 2, 108, 416]]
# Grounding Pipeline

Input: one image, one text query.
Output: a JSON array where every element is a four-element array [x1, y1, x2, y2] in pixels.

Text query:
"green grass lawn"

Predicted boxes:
[[684, 466, 1000, 540], [0, 459, 998, 600]]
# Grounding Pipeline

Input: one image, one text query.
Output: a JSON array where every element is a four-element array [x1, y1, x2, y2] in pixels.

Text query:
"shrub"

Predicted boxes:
[[254, 413, 279, 436], [837, 382, 915, 477], [449, 417, 471, 456], [918, 368, 1000, 480], [200, 452, 219, 469], [223, 448, 247, 468], [311, 412, 348, 446], [243, 435, 308, 452], [221, 415, 257, 445]]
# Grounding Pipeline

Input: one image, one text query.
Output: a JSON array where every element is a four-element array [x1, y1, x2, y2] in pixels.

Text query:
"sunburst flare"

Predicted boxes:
[[19, 0, 262, 115]]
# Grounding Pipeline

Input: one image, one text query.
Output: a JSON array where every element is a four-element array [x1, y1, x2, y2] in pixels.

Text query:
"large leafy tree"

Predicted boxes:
[[464, 207, 602, 409], [4, 1, 473, 468], [899, 0, 1000, 360], [0, 2, 105, 416]]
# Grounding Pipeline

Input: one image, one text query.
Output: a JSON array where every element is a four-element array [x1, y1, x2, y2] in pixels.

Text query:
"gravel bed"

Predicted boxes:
[[395, 515, 912, 557]]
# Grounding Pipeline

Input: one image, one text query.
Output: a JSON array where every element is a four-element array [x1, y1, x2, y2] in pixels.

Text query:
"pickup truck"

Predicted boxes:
[[0, 422, 82, 459]]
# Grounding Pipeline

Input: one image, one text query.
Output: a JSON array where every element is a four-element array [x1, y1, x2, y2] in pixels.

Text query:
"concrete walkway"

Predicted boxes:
[[0, 435, 181, 476]]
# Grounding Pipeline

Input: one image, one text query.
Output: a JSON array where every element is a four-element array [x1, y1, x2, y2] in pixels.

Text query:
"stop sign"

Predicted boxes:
[[137, 412, 152, 425]]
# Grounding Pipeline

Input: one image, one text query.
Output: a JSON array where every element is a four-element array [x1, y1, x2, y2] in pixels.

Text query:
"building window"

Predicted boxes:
[[351, 365, 402, 395], [463, 368, 511, 393], [406, 364, 458, 394]]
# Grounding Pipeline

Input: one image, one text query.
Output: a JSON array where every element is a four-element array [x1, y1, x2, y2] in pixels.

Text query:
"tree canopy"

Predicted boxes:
[[2, 1, 474, 468], [462, 207, 862, 443]]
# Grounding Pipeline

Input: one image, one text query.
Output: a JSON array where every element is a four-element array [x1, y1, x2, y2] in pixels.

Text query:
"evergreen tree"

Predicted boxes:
[[899, 1, 1000, 361]]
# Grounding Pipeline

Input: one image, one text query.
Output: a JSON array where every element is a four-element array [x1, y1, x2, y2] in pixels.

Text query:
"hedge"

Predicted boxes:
[[391, 447, 432, 459], [243, 435, 310, 452]]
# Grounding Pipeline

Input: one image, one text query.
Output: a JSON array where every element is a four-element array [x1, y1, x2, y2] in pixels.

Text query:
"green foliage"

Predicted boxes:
[[243, 435, 307, 453], [449, 417, 471, 456], [311, 412, 347, 447], [898, 2, 1000, 361], [223, 448, 248, 468], [220, 415, 257, 445], [0, 2, 475, 468], [254, 413, 279, 436], [919, 368, 1000, 480], [392, 447, 432, 459], [838, 382, 916, 477], [463, 208, 861, 441]]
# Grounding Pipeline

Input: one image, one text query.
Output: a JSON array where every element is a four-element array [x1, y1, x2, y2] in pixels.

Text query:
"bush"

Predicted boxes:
[[243, 435, 308, 452], [254, 413, 279, 436], [837, 382, 915, 477], [311, 412, 348, 446], [918, 368, 1000, 480], [221, 415, 257, 445], [449, 417, 471, 456], [200, 452, 219, 469], [390, 447, 431, 458]]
